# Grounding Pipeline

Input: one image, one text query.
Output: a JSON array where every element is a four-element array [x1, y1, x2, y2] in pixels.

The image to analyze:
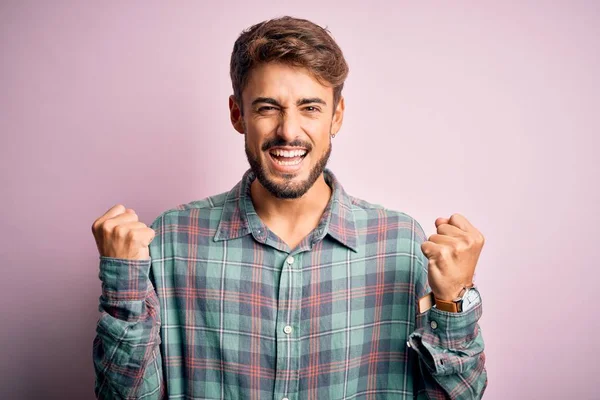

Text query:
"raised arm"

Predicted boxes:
[[91, 205, 165, 399], [409, 215, 488, 399]]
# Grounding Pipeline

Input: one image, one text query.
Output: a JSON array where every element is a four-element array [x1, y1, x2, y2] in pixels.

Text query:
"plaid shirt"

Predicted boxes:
[[93, 168, 487, 400]]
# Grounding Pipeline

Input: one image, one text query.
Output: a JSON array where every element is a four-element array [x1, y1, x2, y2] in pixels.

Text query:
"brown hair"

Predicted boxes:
[[230, 16, 349, 116]]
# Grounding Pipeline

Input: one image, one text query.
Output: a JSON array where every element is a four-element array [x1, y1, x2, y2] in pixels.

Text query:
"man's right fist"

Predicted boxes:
[[92, 204, 155, 260]]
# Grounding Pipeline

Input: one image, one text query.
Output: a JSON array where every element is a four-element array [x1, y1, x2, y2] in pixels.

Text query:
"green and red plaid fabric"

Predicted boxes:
[[93, 168, 487, 399]]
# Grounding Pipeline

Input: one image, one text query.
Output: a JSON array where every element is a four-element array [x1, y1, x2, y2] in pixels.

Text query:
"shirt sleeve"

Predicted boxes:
[[93, 251, 165, 399], [408, 220, 488, 399]]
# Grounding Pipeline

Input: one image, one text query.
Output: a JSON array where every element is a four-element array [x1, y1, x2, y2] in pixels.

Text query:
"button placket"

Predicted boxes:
[[274, 253, 302, 400]]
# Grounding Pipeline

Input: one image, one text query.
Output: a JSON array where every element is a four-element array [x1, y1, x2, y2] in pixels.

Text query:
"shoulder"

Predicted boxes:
[[347, 194, 428, 244], [149, 190, 230, 230]]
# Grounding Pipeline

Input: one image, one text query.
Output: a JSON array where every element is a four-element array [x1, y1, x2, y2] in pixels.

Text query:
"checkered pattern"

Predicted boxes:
[[93, 168, 487, 399]]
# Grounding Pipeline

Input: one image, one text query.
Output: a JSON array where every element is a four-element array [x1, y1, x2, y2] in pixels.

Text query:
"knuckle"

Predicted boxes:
[[101, 221, 113, 234], [451, 246, 460, 257], [125, 229, 137, 242], [113, 225, 126, 238], [440, 246, 452, 259], [464, 235, 475, 247]]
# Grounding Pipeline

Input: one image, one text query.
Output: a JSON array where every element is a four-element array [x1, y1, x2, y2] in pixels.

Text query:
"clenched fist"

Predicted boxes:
[[420, 213, 485, 301], [92, 204, 155, 260]]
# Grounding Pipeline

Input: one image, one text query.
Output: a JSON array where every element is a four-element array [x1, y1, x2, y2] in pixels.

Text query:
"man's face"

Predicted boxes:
[[229, 62, 344, 199]]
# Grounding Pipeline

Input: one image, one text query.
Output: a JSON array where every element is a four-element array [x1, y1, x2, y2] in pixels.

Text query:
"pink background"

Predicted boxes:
[[1, 1, 598, 399]]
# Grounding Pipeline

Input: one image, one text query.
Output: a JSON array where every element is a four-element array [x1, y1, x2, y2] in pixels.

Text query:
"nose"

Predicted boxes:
[[275, 110, 302, 142]]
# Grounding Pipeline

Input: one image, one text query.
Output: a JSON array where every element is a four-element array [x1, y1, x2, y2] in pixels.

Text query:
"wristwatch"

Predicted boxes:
[[418, 285, 481, 314], [435, 285, 481, 313]]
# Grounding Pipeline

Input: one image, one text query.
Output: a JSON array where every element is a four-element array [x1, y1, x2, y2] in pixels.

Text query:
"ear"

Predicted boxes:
[[331, 95, 345, 136], [229, 95, 245, 134]]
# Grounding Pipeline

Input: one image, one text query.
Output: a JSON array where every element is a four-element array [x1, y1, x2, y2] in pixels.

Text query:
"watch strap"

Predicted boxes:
[[418, 284, 476, 314], [433, 298, 460, 312]]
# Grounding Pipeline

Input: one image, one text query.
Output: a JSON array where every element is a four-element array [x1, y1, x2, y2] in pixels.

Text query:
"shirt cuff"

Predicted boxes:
[[99, 256, 152, 302], [408, 300, 483, 374]]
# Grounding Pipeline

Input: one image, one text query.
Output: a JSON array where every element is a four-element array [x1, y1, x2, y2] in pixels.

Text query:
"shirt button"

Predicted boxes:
[[283, 325, 292, 334], [430, 320, 438, 330], [286, 256, 294, 264]]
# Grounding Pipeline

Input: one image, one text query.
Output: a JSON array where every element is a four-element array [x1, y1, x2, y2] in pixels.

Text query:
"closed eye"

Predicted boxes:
[[257, 106, 321, 113], [258, 106, 278, 112]]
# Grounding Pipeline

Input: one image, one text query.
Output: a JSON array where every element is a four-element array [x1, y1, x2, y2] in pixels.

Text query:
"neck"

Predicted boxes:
[[250, 173, 332, 232]]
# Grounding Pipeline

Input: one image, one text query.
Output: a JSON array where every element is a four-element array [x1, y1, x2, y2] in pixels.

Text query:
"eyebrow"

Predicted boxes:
[[251, 97, 327, 107]]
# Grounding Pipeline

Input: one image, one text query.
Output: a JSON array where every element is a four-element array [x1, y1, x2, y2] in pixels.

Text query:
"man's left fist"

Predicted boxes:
[[420, 213, 485, 301]]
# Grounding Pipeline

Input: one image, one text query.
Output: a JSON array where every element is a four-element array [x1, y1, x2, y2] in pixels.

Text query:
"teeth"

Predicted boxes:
[[270, 149, 307, 158], [274, 158, 303, 166]]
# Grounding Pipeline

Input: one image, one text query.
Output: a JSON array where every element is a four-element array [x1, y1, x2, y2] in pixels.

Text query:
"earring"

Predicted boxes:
[[331, 132, 336, 139]]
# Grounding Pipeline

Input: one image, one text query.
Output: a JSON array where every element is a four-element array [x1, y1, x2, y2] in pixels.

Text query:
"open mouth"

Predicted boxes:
[[268, 148, 308, 166]]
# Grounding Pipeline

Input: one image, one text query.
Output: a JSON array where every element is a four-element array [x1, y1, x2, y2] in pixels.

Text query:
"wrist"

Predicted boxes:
[[433, 284, 478, 313], [434, 297, 461, 313], [433, 283, 470, 302]]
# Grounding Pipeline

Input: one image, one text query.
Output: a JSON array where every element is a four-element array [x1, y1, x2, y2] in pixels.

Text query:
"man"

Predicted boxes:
[[92, 16, 487, 400]]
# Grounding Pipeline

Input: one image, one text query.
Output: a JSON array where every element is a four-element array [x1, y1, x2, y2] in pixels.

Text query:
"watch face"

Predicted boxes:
[[462, 288, 481, 312]]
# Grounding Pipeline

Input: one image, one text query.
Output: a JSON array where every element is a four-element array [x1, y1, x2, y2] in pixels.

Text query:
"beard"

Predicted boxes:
[[245, 134, 332, 199]]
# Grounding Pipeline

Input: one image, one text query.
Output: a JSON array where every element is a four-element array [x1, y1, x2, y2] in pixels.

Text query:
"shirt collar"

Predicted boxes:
[[214, 168, 359, 252]]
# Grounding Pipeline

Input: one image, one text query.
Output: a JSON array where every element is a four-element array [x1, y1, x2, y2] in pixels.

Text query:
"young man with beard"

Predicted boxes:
[[92, 16, 487, 400]]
